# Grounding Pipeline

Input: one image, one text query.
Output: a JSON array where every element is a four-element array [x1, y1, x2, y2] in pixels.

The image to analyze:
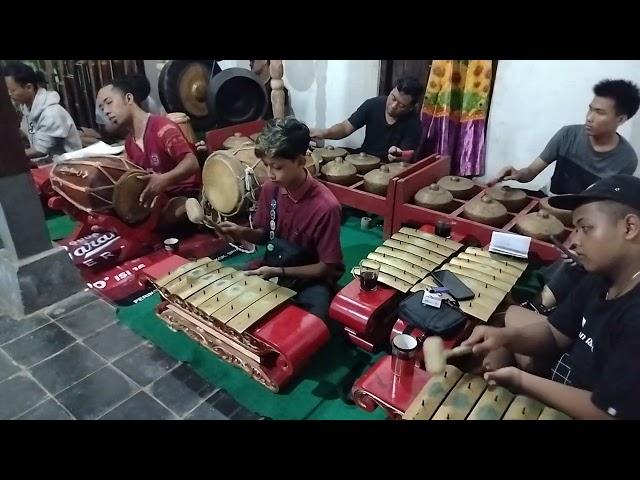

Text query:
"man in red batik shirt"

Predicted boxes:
[[96, 76, 201, 229]]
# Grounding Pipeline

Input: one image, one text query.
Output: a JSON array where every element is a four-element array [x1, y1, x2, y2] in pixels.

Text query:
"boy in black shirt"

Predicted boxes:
[[461, 174, 640, 419], [309, 77, 423, 161]]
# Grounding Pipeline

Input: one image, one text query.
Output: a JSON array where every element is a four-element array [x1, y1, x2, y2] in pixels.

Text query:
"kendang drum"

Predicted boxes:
[[49, 156, 151, 224], [201, 145, 269, 218]]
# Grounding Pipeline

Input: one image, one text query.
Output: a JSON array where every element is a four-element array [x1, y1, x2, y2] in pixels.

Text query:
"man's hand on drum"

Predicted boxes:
[[217, 221, 245, 244], [139, 173, 169, 208], [245, 266, 279, 280], [194, 140, 208, 163]]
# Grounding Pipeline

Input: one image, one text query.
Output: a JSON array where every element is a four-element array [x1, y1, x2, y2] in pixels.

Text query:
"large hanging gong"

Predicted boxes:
[[158, 60, 222, 130], [206, 68, 269, 126]]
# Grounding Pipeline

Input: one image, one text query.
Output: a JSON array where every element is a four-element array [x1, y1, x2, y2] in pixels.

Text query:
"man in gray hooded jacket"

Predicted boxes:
[[4, 61, 81, 160]]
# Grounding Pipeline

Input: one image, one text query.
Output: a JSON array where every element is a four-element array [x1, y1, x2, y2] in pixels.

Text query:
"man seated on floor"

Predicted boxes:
[[461, 175, 640, 420], [213, 117, 344, 322], [309, 76, 423, 163], [96, 76, 201, 231], [95, 73, 166, 142]]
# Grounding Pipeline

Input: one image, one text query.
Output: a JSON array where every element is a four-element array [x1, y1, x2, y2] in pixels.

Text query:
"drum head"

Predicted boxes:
[[113, 171, 152, 224], [202, 152, 245, 216]]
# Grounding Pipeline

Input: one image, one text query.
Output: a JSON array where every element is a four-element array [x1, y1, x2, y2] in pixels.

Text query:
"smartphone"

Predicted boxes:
[[549, 235, 580, 265], [431, 270, 475, 301]]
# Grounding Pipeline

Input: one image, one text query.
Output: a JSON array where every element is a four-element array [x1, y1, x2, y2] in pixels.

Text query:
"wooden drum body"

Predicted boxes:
[[49, 156, 151, 224], [201, 147, 268, 219]]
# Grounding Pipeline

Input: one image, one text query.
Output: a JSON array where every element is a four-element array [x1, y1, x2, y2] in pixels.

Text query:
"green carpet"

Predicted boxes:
[[117, 292, 387, 419], [45, 211, 77, 241]]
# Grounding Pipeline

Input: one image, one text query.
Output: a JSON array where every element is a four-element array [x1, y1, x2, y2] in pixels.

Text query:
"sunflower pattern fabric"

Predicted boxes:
[[417, 60, 493, 176]]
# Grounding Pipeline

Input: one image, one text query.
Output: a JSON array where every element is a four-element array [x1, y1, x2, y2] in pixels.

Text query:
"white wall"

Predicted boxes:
[[483, 60, 640, 190], [143, 60, 166, 111], [282, 60, 380, 148], [217, 60, 250, 70]]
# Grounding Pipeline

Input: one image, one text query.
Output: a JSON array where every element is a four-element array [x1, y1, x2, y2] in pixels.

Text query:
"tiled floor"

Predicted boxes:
[[0, 290, 263, 420]]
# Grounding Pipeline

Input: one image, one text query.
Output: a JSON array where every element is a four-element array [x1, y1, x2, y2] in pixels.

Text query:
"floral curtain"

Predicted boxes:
[[416, 60, 494, 176]]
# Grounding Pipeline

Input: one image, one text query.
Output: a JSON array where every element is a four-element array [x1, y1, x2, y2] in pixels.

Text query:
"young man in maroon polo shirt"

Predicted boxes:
[[96, 77, 201, 229], [217, 117, 344, 322]]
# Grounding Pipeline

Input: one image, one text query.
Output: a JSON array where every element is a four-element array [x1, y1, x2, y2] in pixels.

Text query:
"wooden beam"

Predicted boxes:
[[269, 60, 285, 119]]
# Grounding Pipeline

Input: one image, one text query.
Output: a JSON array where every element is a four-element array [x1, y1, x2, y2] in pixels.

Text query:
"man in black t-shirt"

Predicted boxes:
[[309, 77, 423, 161], [461, 174, 640, 419]]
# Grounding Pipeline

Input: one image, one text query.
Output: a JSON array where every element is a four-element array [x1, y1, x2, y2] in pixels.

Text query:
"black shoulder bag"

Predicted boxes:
[[398, 289, 467, 338]]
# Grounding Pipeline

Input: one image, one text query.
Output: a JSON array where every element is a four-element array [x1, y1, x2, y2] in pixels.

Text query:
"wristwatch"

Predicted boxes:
[[520, 300, 556, 316]]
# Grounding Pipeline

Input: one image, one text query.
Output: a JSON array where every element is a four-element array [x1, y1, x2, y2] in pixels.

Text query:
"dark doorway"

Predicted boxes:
[[378, 60, 432, 96]]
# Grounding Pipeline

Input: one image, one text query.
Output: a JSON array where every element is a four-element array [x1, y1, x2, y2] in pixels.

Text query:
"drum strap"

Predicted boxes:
[[262, 187, 316, 291], [266, 186, 278, 250], [243, 159, 264, 204], [245, 169, 253, 193], [225, 162, 260, 218], [226, 204, 256, 254], [227, 164, 259, 254]]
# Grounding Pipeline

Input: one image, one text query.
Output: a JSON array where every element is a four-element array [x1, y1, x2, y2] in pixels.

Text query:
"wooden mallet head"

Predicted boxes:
[[423, 336, 473, 375], [185, 198, 204, 224]]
